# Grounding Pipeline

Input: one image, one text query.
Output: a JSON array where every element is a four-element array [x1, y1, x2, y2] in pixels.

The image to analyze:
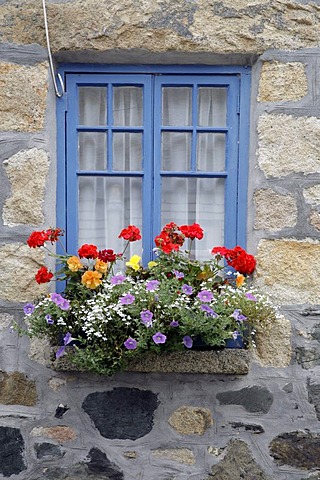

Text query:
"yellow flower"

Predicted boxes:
[[148, 261, 157, 269], [81, 270, 102, 289], [126, 255, 141, 271], [95, 259, 108, 274], [67, 256, 83, 272], [236, 274, 245, 288]]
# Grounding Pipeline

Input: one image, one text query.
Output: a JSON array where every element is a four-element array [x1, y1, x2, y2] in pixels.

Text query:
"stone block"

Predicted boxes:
[[168, 406, 213, 436], [216, 385, 273, 414], [3, 148, 50, 226], [269, 431, 320, 469], [255, 238, 320, 305], [254, 188, 297, 231], [0, 427, 26, 477], [0, 371, 37, 406], [0, 243, 47, 302], [258, 114, 320, 178], [0, 62, 48, 132], [258, 61, 307, 102], [30, 426, 77, 443], [151, 448, 195, 465], [303, 185, 320, 205]]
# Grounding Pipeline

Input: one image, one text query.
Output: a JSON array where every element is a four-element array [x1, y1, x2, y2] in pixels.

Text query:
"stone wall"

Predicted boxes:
[[0, 0, 320, 479]]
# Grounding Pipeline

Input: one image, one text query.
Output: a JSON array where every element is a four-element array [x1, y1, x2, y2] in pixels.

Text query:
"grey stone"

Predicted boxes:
[[0, 426, 26, 477], [216, 385, 273, 413], [307, 381, 320, 421], [295, 347, 320, 369], [82, 387, 159, 440], [229, 422, 265, 434], [269, 431, 320, 469], [34, 442, 63, 459]]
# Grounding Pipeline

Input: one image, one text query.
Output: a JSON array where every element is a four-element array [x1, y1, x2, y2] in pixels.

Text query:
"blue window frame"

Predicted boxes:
[[57, 65, 250, 264]]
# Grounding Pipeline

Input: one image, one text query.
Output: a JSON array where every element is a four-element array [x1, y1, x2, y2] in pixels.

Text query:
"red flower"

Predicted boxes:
[[118, 225, 141, 242], [180, 223, 204, 240], [155, 232, 180, 254], [78, 244, 99, 259], [45, 228, 63, 243], [35, 266, 54, 284], [211, 246, 230, 256], [225, 246, 256, 275], [27, 230, 49, 248], [98, 249, 117, 262]]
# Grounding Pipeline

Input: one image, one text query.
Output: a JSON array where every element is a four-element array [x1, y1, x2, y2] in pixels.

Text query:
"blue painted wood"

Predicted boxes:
[[57, 65, 251, 264]]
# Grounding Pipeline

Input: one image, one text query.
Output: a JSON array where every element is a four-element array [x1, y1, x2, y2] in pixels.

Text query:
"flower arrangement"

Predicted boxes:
[[19, 222, 278, 375]]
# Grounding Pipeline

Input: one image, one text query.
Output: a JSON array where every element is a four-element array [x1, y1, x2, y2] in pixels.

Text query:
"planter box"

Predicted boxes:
[[51, 347, 250, 375]]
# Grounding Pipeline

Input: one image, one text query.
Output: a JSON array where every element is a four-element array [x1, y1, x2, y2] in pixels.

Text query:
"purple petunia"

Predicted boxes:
[[231, 309, 247, 322], [55, 332, 73, 359], [152, 332, 167, 344], [197, 290, 213, 303], [146, 280, 160, 291], [111, 274, 126, 285], [183, 336, 193, 348], [170, 320, 179, 327], [51, 293, 70, 311], [140, 309, 153, 327], [245, 292, 257, 301], [120, 293, 135, 305], [173, 270, 184, 279], [181, 284, 193, 295], [200, 304, 218, 317], [23, 303, 35, 315], [124, 337, 138, 350], [45, 314, 54, 325]]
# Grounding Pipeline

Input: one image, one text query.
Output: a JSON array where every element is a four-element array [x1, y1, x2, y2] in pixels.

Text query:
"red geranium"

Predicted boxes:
[[78, 244, 99, 259], [35, 266, 54, 284], [155, 232, 180, 254], [179, 223, 204, 240], [225, 246, 256, 275], [98, 249, 117, 262], [118, 225, 141, 242], [27, 230, 49, 248], [45, 228, 63, 243], [211, 246, 230, 256]]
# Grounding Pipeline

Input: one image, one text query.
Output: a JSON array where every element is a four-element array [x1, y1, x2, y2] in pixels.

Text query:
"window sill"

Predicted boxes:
[[51, 348, 250, 375]]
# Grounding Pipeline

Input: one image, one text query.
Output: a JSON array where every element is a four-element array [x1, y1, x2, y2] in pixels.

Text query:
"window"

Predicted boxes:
[[57, 65, 250, 264]]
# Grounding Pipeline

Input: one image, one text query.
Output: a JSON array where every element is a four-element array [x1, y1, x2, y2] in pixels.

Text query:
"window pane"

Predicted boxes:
[[79, 87, 106, 125], [161, 177, 225, 260], [198, 87, 227, 127], [197, 133, 226, 171], [113, 86, 143, 126], [162, 87, 192, 126], [78, 176, 142, 256], [78, 132, 106, 170], [113, 133, 142, 171], [162, 132, 191, 171]]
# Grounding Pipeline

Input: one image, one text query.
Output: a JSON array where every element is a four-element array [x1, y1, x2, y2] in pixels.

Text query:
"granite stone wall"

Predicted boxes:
[[0, 1, 320, 479]]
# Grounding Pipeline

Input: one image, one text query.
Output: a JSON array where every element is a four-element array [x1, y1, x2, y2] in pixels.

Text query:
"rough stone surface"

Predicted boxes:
[[253, 313, 292, 367], [0, 426, 26, 477], [151, 448, 195, 465], [29, 336, 52, 366], [82, 388, 159, 440], [3, 0, 320, 55], [269, 431, 320, 469], [30, 448, 124, 480], [230, 422, 265, 434], [257, 114, 320, 178], [216, 386, 273, 413], [0, 313, 13, 330], [30, 426, 77, 443], [0, 370, 37, 405], [307, 381, 320, 421], [296, 347, 320, 369], [258, 61, 307, 102], [0, 62, 48, 132], [303, 185, 320, 206], [126, 349, 250, 374], [207, 439, 271, 480], [3, 148, 50, 226], [168, 406, 213, 436], [254, 188, 297, 231], [34, 442, 63, 459], [48, 377, 67, 391], [255, 238, 320, 305], [0, 243, 46, 302], [309, 210, 320, 231]]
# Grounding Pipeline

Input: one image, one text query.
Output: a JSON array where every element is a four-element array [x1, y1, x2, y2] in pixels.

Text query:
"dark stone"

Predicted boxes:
[[34, 442, 63, 459], [282, 382, 293, 393], [207, 439, 271, 480], [216, 386, 273, 413], [0, 426, 26, 476], [230, 422, 265, 434], [82, 387, 159, 440], [311, 323, 320, 343], [54, 404, 70, 419], [269, 431, 320, 469], [30, 448, 124, 480], [307, 380, 320, 421], [295, 347, 320, 369]]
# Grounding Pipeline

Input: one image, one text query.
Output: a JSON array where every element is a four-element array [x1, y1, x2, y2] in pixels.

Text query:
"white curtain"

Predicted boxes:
[[77, 84, 226, 261]]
